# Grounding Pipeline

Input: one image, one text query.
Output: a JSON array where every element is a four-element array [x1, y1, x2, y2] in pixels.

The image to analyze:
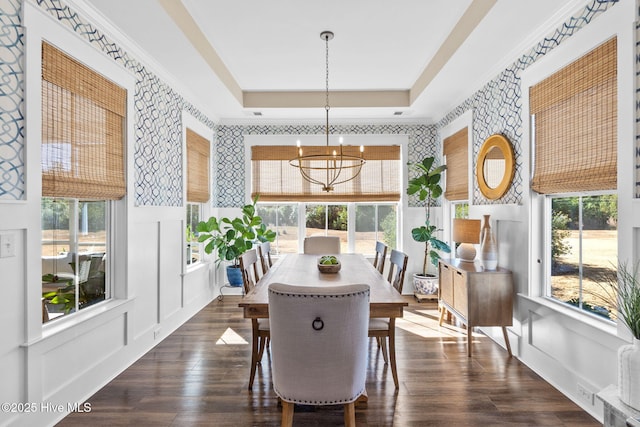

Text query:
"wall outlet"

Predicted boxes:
[[0, 233, 16, 258], [577, 383, 595, 405]]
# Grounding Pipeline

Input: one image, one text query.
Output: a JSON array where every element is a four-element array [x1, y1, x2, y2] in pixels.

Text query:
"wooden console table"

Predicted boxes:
[[438, 258, 514, 357]]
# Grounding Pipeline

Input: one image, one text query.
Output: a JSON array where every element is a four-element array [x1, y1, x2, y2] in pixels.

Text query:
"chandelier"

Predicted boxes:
[[289, 31, 366, 192]]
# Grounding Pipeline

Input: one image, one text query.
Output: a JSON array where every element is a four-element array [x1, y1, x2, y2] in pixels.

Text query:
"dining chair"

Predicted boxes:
[[268, 282, 370, 427], [257, 241, 273, 275], [368, 249, 408, 389], [303, 235, 341, 255], [239, 249, 270, 389], [373, 241, 388, 274], [387, 249, 408, 294]]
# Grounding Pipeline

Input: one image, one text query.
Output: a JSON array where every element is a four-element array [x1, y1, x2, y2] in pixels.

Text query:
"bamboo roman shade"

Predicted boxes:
[[251, 145, 401, 202], [41, 42, 126, 200], [530, 37, 617, 194], [186, 128, 210, 203], [443, 127, 468, 200]]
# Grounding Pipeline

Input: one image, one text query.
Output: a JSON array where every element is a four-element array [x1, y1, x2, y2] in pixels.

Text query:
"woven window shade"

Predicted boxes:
[[251, 145, 401, 202], [530, 37, 617, 194], [41, 42, 126, 200], [186, 128, 210, 203], [443, 127, 468, 200]]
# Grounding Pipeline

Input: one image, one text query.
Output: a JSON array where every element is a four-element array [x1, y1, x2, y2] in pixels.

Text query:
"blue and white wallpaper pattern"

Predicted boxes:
[[438, 0, 620, 205], [0, 0, 24, 200], [0, 0, 215, 206], [215, 123, 438, 207], [0, 0, 636, 204]]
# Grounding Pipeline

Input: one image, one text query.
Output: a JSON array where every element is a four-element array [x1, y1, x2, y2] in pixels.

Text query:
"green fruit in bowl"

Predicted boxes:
[[320, 255, 339, 265]]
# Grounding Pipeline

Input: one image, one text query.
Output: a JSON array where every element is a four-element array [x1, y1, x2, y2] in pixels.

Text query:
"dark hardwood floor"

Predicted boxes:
[[58, 296, 599, 426]]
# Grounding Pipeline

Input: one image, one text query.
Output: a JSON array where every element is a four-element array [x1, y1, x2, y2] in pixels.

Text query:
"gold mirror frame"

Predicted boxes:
[[476, 134, 515, 200]]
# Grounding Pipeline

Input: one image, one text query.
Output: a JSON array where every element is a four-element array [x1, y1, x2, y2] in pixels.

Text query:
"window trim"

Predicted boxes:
[[520, 0, 632, 331], [257, 201, 400, 255], [181, 111, 212, 271], [25, 2, 134, 336]]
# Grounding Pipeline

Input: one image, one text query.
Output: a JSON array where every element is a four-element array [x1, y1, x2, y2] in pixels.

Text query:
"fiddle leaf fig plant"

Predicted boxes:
[[407, 156, 451, 276], [196, 195, 276, 267]]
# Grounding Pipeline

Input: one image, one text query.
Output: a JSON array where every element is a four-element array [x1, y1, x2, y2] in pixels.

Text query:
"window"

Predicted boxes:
[[256, 204, 299, 254], [306, 204, 348, 253], [186, 203, 201, 264], [355, 204, 397, 253], [443, 128, 469, 201], [251, 145, 401, 202], [185, 128, 210, 265], [40, 42, 126, 322], [530, 37, 617, 318], [41, 198, 108, 320], [257, 202, 399, 254], [549, 195, 618, 317]]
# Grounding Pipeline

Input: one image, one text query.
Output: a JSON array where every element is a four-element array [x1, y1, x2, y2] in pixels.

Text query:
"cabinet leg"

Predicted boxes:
[[438, 306, 446, 326], [502, 326, 512, 357]]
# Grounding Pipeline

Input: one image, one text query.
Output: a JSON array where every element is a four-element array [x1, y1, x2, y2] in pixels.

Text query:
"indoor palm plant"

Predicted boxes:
[[407, 156, 451, 296], [196, 196, 276, 287]]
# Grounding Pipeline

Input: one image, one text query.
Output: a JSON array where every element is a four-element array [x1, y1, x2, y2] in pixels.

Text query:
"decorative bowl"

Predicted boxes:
[[317, 256, 341, 274]]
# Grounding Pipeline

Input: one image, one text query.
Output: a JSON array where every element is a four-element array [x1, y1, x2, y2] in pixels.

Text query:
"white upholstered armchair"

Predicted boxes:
[[268, 283, 370, 427]]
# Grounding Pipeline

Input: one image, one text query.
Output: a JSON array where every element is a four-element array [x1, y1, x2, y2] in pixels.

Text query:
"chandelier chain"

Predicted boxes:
[[325, 33, 330, 112]]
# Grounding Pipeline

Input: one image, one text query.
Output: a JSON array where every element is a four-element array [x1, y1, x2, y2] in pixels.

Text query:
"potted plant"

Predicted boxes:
[[406, 156, 451, 298], [592, 262, 640, 409], [196, 196, 276, 287]]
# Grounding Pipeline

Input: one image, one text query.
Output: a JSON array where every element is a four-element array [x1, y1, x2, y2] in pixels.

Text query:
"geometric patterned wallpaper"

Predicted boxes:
[[0, 0, 24, 200], [0, 0, 215, 205], [438, 0, 620, 205], [0, 0, 634, 204], [215, 123, 438, 208]]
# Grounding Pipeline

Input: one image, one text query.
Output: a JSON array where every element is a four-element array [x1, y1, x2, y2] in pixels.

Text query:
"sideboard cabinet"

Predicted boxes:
[[438, 258, 514, 357]]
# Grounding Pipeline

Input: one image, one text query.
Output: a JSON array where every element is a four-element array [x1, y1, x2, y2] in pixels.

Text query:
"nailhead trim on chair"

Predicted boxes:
[[274, 389, 365, 405], [267, 290, 370, 299]]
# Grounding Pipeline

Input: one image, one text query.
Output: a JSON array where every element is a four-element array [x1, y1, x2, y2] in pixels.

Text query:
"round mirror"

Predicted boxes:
[[476, 134, 514, 200]]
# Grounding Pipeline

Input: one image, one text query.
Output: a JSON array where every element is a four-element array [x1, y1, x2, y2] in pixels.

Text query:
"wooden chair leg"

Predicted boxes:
[[380, 336, 389, 364], [281, 401, 294, 427], [344, 402, 356, 427], [258, 335, 268, 362], [388, 320, 399, 389], [248, 320, 259, 390]]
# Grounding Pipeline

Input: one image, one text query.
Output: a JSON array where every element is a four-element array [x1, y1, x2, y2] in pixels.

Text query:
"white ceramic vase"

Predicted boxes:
[[618, 338, 640, 410], [479, 214, 498, 270]]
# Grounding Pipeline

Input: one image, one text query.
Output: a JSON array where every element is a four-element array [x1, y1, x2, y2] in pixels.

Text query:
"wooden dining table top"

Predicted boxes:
[[238, 253, 408, 319]]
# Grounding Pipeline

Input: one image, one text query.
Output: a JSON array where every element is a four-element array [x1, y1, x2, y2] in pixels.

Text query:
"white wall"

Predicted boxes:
[[479, 1, 635, 421], [0, 4, 216, 426]]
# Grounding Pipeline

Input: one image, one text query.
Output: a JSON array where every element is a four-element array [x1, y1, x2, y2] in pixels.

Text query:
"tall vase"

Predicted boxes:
[[479, 214, 498, 270], [618, 338, 640, 410]]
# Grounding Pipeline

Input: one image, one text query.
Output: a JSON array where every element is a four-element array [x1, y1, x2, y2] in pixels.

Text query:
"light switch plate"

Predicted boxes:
[[0, 233, 16, 258]]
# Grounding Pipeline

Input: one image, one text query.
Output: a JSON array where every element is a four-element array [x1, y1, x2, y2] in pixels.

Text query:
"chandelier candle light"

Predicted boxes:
[[289, 31, 366, 192]]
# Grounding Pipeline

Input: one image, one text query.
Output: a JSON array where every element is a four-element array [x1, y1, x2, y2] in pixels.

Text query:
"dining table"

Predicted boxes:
[[238, 252, 408, 395]]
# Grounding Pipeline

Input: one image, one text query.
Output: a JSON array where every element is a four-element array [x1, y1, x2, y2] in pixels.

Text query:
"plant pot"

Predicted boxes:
[[413, 273, 438, 296], [226, 265, 244, 287], [618, 337, 640, 410]]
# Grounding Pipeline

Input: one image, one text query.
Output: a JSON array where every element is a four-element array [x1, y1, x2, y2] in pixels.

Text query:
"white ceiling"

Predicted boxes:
[[74, 0, 587, 123]]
